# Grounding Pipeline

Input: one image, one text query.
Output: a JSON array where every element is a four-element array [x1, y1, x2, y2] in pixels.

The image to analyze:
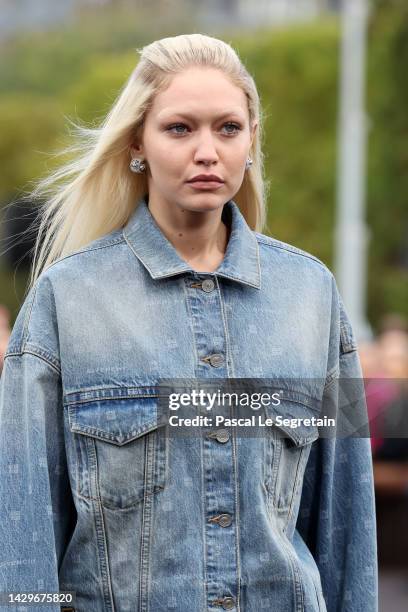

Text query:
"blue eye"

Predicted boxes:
[[165, 122, 242, 136], [167, 123, 188, 134], [222, 122, 241, 135]]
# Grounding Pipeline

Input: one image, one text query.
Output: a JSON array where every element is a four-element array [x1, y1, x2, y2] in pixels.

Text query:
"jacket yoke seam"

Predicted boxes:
[[256, 234, 330, 272], [45, 236, 126, 272], [3, 348, 61, 374]]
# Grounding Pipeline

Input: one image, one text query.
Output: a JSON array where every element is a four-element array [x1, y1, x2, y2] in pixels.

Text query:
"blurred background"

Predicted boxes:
[[0, 0, 407, 609]]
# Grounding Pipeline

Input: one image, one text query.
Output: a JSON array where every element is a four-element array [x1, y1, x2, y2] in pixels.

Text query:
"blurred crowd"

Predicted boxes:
[[360, 315, 408, 462]]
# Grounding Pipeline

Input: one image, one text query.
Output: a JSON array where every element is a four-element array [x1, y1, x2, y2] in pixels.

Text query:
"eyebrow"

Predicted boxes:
[[157, 110, 246, 122]]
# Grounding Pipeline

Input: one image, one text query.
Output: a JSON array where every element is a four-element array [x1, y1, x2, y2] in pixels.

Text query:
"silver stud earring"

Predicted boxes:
[[245, 157, 253, 170], [130, 158, 146, 173]]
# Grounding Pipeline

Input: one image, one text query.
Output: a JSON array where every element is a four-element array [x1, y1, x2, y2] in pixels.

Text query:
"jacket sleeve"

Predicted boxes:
[[0, 285, 76, 611], [295, 277, 378, 612]]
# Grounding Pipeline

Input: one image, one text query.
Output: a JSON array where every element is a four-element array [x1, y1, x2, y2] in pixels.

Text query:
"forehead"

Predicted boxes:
[[149, 67, 249, 119]]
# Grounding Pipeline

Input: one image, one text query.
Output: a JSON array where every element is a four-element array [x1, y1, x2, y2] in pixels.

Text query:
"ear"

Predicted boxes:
[[130, 142, 144, 158], [249, 121, 258, 148]]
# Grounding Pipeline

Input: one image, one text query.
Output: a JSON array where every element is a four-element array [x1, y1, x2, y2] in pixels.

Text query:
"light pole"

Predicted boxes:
[[335, 0, 372, 341]]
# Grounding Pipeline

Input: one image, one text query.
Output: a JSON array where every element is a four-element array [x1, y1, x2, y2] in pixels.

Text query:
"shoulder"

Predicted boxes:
[[4, 228, 126, 364], [4, 275, 60, 369], [254, 232, 357, 356], [254, 230, 333, 280], [46, 228, 126, 274]]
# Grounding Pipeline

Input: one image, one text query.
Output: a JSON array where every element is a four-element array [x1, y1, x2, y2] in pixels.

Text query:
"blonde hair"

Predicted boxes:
[[27, 33, 267, 290]]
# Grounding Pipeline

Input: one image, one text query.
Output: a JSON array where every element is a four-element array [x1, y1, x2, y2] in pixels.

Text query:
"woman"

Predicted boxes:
[[0, 34, 377, 611]]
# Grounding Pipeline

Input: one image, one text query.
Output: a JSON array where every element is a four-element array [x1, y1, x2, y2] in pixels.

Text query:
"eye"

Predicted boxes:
[[166, 123, 189, 135], [165, 121, 242, 136], [221, 122, 242, 135]]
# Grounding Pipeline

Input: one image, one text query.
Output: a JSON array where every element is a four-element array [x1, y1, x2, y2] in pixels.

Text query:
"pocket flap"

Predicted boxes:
[[264, 389, 322, 446], [66, 386, 161, 445]]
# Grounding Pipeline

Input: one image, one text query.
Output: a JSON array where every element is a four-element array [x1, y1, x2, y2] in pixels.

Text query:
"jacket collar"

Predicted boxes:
[[123, 195, 261, 289]]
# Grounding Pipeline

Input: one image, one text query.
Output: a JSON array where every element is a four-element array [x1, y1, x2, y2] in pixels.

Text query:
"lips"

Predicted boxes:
[[187, 175, 224, 183]]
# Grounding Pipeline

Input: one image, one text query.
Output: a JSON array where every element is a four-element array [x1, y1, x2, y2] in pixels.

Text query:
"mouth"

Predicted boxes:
[[186, 180, 225, 190]]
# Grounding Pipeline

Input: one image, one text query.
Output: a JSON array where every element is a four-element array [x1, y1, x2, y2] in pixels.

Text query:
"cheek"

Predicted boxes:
[[224, 148, 248, 174], [147, 140, 187, 173], [224, 137, 249, 162]]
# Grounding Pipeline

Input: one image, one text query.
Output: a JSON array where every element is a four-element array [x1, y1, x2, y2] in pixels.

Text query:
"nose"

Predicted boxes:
[[193, 129, 219, 166]]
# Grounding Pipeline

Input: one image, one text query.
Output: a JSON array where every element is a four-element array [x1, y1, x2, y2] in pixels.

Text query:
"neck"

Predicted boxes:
[[147, 196, 230, 273]]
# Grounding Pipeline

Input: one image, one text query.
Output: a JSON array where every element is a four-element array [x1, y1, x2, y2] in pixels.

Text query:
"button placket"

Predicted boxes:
[[202, 408, 238, 608], [184, 274, 229, 377], [184, 273, 237, 606]]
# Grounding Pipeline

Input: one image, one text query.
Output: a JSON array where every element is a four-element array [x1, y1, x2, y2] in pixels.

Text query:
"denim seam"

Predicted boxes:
[[45, 236, 126, 271], [269, 434, 282, 505], [279, 530, 305, 612], [25, 345, 61, 370], [22, 284, 38, 347], [284, 448, 310, 534], [216, 278, 235, 377], [4, 348, 61, 374], [74, 487, 162, 510], [4, 284, 37, 356], [200, 434, 209, 611], [139, 435, 155, 612], [312, 579, 323, 612], [182, 277, 200, 368], [232, 428, 241, 611], [65, 393, 158, 406], [75, 491, 102, 503], [88, 438, 116, 612], [64, 386, 159, 403], [256, 235, 329, 272], [69, 421, 159, 444], [76, 433, 88, 500]]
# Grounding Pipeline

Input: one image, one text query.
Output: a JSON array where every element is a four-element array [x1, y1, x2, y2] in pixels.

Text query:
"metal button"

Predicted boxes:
[[218, 513, 232, 528], [201, 278, 215, 292], [215, 428, 230, 444], [222, 597, 235, 610], [209, 353, 224, 368]]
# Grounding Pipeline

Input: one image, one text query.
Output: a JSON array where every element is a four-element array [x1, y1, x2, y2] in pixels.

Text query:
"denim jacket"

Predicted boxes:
[[0, 196, 377, 611]]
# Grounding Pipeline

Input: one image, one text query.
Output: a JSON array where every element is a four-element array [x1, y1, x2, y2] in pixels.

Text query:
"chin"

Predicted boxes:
[[180, 194, 229, 213]]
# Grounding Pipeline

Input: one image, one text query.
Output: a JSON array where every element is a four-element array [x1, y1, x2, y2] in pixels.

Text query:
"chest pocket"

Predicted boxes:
[[263, 389, 320, 517], [66, 386, 167, 510]]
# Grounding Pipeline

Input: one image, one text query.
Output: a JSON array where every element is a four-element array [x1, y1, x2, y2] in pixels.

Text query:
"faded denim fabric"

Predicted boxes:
[[0, 196, 377, 611]]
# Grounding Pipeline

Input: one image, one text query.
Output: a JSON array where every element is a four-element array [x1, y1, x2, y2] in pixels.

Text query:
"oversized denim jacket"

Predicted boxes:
[[0, 196, 377, 612]]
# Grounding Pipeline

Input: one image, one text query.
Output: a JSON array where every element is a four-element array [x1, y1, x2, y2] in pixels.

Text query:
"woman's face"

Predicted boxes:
[[131, 67, 257, 215]]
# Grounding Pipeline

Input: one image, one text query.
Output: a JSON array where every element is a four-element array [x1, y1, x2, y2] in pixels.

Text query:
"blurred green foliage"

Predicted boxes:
[[365, 0, 408, 325], [0, 1, 407, 330]]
